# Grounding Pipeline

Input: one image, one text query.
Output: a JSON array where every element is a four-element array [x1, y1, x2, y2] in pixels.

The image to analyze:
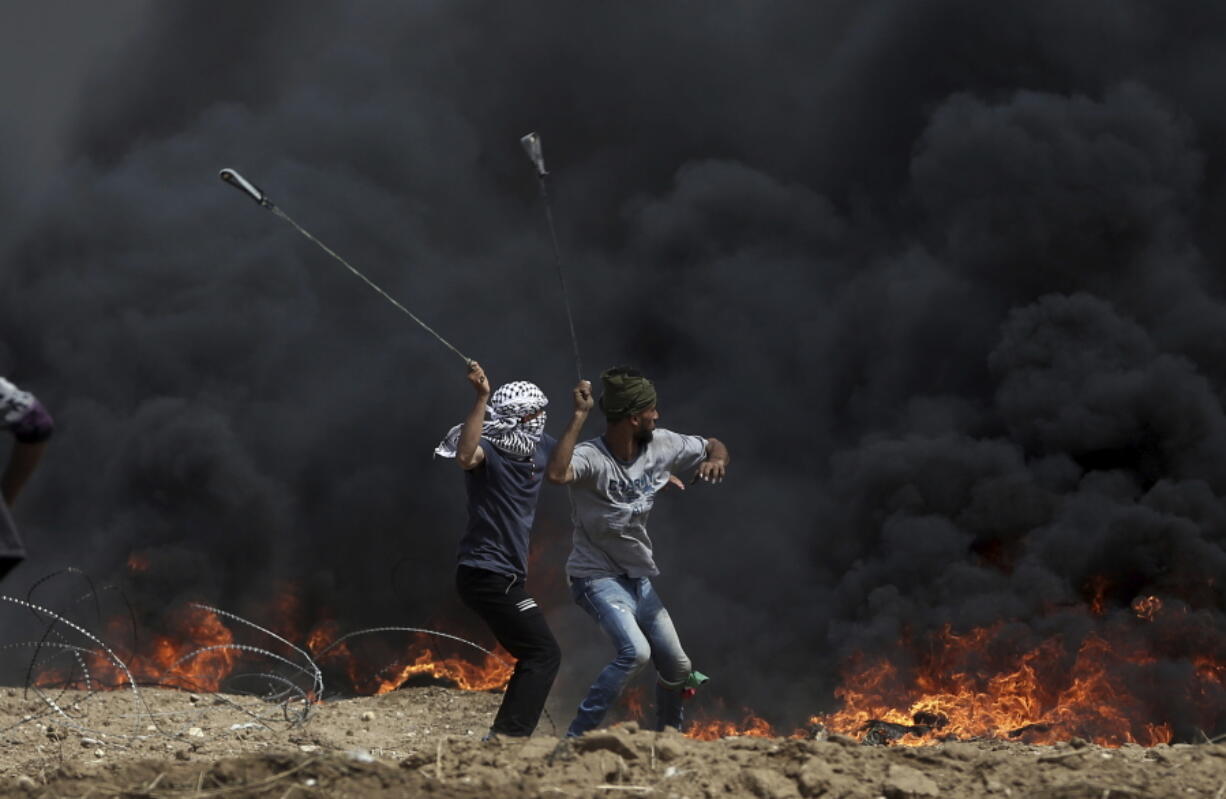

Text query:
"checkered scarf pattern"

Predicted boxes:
[[0, 378, 34, 426], [435, 381, 549, 460]]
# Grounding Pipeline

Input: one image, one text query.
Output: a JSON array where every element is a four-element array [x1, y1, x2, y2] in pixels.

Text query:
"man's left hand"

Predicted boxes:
[[697, 459, 726, 484]]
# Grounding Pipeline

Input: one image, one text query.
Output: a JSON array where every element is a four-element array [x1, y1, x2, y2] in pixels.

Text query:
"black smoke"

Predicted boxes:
[[3, 1, 1226, 736]]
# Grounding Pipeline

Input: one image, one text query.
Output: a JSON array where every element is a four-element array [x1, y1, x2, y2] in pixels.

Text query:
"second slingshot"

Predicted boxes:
[[521, 133, 584, 381]]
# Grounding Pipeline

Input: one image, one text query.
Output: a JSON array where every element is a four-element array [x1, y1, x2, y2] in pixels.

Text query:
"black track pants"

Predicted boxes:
[[0, 499, 25, 582], [456, 565, 561, 736]]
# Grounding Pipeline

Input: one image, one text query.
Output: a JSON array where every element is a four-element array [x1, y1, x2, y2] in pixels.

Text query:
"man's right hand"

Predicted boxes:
[[458, 361, 490, 470], [468, 361, 491, 397], [549, 379, 594, 484], [573, 380, 594, 414]]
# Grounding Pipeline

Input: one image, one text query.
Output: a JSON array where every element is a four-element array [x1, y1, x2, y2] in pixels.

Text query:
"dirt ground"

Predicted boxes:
[[0, 685, 1221, 798]]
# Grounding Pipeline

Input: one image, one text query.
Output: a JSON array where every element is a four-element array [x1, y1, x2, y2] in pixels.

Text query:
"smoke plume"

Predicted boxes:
[[3, 1, 1226, 735]]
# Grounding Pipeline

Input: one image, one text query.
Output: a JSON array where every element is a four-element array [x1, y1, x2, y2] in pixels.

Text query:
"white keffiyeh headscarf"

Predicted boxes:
[[435, 381, 549, 460], [0, 377, 34, 425]]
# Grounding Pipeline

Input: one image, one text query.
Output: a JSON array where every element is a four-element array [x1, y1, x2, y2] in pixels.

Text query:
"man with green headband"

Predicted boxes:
[[547, 366, 729, 736]]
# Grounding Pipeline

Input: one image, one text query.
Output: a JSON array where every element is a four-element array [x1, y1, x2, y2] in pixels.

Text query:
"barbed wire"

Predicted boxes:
[[0, 575, 529, 743]]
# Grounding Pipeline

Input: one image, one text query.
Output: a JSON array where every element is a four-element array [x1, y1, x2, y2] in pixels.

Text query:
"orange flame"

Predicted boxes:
[[37, 581, 516, 699], [306, 620, 340, 656], [370, 646, 512, 695], [620, 686, 646, 721], [1086, 576, 1111, 616], [126, 553, 151, 573], [815, 624, 1187, 747], [686, 713, 776, 741], [303, 621, 513, 696], [46, 571, 1216, 749], [1131, 595, 1162, 622], [38, 605, 237, 692]]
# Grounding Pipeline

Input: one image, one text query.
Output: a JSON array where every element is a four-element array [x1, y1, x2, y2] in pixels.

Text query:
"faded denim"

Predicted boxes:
[[567, 575, 691, 736]]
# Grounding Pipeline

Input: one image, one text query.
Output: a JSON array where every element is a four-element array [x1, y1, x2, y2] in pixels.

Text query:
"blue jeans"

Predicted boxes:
[[567, 575, 692, 736]]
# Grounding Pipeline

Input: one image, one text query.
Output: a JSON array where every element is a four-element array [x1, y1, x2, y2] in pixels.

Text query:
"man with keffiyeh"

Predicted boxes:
[[547, 367, 729, 736], [435, 361, 559, 739]]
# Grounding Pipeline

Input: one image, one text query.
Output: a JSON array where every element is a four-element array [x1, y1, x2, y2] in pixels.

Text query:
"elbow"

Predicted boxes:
[[546, 469, 569, 485]]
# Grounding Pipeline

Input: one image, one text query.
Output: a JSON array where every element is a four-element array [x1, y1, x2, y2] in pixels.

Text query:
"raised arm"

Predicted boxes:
[[547, 379, 593, 484], [696, 437, 730, 484], [455, 361, 490, 470]]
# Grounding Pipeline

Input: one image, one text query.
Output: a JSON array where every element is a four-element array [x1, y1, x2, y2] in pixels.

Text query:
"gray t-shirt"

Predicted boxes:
[[565, 428, 709, 579]]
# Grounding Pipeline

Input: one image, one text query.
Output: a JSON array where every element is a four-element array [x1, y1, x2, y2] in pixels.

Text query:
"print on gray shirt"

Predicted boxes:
[[565, 428, 708, 579]]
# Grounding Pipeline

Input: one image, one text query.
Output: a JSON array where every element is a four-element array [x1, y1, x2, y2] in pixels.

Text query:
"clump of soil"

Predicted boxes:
[[0, 685, 1221, 798]]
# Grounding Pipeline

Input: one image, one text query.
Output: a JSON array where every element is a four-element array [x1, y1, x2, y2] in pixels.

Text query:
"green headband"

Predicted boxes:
[[599, 367, 657, 420]]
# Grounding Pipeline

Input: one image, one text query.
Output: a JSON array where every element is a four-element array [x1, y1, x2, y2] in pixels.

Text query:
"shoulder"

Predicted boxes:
[[535, 433, 558, 458], [659, 427, 705, 441], [575, 438, 605, 457], [571, 438, 607, 470], [652, 428, 700, 447], [650, 428, 707, 457]]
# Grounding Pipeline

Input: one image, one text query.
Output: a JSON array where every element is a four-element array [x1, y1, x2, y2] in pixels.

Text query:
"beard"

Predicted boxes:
[[633, 428, 654, 444]]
